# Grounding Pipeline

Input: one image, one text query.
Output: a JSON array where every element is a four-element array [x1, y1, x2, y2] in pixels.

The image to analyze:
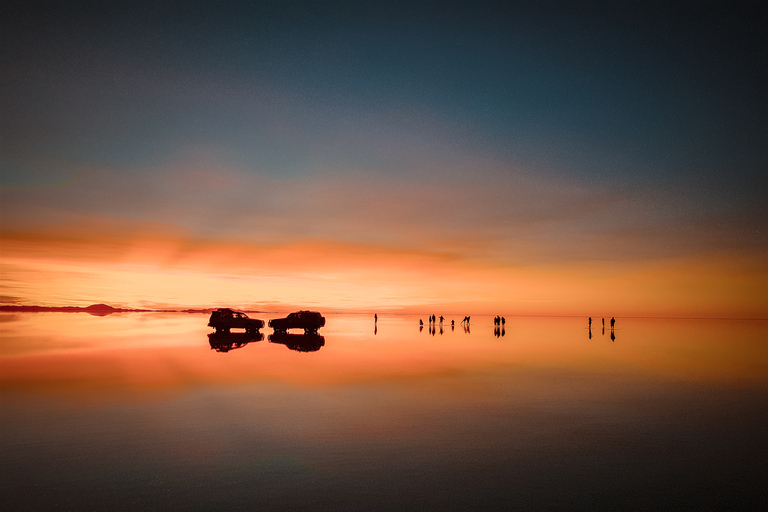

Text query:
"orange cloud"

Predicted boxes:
[[2, 218, 766, 318]]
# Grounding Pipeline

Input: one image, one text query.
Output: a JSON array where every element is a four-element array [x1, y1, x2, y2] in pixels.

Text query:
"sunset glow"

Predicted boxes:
[[2, 4, 767, 510], [1, 2, 766, 317]]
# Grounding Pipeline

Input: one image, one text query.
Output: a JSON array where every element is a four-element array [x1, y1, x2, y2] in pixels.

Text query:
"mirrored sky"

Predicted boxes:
[[1, 1, 767, 316]]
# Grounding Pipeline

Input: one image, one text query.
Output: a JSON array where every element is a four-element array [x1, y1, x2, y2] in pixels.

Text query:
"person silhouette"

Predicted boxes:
[[374, 313, 377, 323], [610, 317, 615, 329], [419, 319, 423, 326], [589, 317, 592, 328]]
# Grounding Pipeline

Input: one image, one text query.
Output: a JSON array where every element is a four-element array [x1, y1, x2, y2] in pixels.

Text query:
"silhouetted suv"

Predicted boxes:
[[268, 311, 326, 332], [208, 308, 264, 333]]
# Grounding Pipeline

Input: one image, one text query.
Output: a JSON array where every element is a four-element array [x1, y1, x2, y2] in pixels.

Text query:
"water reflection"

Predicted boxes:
[[268, 332, 325, 352], [2, 313, 767, 511], [208, 331, 263, 352]]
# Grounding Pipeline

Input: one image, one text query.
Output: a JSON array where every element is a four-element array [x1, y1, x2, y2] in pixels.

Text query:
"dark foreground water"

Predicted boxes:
[[2, 313, 767, 511]]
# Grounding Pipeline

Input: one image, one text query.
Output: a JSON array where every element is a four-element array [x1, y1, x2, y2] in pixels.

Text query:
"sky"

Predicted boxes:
[[1, 1, 767, 317]]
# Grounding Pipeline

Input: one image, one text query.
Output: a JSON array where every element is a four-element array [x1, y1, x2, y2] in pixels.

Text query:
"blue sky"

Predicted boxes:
[[4, 1, 766, 188], [1, 1, 767, 314]]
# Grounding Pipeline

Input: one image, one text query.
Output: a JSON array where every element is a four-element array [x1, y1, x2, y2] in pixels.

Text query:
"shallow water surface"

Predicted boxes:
[[2, 313, 767, 510]]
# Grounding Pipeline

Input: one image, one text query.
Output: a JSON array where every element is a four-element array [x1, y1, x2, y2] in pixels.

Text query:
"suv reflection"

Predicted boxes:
[[268, 332, 325, 352], [208, 331, 263, 352]]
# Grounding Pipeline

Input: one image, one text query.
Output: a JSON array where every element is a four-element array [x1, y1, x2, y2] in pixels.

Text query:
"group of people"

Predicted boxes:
[[419, 315, 461, 327], [588, 316, 617, 341], [588, 317, 615, 329], [428, 314, 444, 325], [493, 316, 506, 325]]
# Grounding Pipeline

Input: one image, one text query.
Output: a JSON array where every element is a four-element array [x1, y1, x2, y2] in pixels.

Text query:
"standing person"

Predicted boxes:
[[610, 317, 615, 329], [374, 313, 377, 324], [589, 317, 592, 328]]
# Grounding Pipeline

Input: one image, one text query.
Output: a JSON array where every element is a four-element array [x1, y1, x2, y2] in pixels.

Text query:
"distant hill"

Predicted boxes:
[[0, 304, 262, 315], [0, 304, 228, 315], [84, 303, 117, 312], [0, 304, 150, 315]]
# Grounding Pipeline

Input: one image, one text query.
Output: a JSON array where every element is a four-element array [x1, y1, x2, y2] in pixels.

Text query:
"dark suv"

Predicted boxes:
[[208, 308, 264, 333], [268, 310, 326, 333]]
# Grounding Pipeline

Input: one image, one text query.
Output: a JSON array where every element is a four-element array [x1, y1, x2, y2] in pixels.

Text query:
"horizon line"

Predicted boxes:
[[1, 304, 765, 321]]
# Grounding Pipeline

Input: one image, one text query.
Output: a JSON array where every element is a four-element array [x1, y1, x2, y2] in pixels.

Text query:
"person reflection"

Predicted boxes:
[[501, 326, 505, 337], [589, 326, 592, 339], [494, 325, 500, 337], [374, 324, 377, 335], [610, 330, 615, 342], [439, 325, 443, 335]]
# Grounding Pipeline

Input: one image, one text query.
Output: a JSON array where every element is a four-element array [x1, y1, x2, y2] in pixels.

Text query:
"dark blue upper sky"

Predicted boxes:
[[2, 1, 767, 253]]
